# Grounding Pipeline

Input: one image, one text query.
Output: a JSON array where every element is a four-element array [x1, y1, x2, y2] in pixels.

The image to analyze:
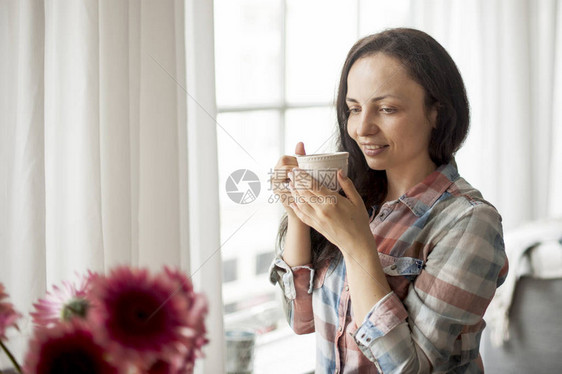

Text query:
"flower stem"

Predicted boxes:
[[0, 340, 22, 374]]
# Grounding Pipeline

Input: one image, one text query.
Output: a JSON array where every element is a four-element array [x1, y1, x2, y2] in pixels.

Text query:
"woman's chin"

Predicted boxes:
[[365, 159, 387, 171]]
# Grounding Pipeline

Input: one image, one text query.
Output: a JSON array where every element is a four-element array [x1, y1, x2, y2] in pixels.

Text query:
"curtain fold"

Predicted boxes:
[[44, 0, 105, 284], [185, 0, 225, 371], [410, 0, 562, 229], [0, 0, 47, 364], [0, 0, 224, 370]]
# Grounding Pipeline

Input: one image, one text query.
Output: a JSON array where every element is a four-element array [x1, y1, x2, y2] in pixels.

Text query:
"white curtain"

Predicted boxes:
[[409, 0, 562, 229], [0, 0, 224, 372]]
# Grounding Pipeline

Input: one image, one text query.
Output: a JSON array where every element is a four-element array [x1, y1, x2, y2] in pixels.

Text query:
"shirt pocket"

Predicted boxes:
[[378, 252, 424, 281]]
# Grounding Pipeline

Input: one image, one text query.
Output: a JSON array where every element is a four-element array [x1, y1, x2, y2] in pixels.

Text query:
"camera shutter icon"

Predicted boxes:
[[226, 169, 261, 204]]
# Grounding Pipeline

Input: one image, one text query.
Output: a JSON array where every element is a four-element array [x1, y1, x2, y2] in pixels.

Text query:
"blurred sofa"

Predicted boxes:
[[482, 218, 562, 373]]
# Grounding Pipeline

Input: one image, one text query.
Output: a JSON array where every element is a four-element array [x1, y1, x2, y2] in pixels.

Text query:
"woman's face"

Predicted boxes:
[[346, 53, 437, 177]]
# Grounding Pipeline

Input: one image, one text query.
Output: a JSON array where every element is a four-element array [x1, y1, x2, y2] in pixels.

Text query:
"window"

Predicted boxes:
[[223, 258, 238, 283], [255, 251, 275, 275], [214, 0, 412, 342]]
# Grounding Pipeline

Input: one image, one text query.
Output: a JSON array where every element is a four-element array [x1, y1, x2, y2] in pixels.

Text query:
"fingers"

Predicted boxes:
[[288, 188, 320, 227], [289, 168, 340, 199], [271, 155, 298, 186], [288, 174, 319, 209], [275, 155, 298, 169], [289, 199, 338, 246], [288, 168, 320, 198], [337, 169, 363, 206], [271, 142, 305, 186], [295, 142, 306, 156]]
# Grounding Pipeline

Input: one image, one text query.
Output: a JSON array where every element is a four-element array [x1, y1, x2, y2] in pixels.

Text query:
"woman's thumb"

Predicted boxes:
[[295, 142, 306, 156]]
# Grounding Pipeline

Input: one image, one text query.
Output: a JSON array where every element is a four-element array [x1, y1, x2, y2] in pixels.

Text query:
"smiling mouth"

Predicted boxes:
[[362, 144, 389, 156], [363, 144, 387, 150]]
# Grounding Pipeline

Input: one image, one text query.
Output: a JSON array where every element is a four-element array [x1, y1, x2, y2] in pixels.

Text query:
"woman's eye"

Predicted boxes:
[[348, 107, 361, 115], [380, 107, 396, 114]]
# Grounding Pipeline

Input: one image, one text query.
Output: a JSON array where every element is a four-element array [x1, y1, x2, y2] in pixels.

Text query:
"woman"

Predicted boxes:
[[269, 28, 508, 373]]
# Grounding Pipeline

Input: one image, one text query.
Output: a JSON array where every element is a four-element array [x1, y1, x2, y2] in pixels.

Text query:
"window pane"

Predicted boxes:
[[286, 0, 357, 104], [255, 251, 275, 275], [223, 258, 238, 283], [216, 110, 281, 206], [359, 0, 412, 36], [285, 106, 339, 155], [214, 0, 283, 107], [216, 110, 284, 316], [220, 200, 280, 311]]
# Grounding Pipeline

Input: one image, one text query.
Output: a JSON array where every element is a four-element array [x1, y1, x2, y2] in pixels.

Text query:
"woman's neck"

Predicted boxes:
[[384, 160, 437, 202]]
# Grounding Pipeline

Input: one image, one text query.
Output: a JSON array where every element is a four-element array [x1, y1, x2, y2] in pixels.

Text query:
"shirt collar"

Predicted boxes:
[[397, 163, 459, 217]]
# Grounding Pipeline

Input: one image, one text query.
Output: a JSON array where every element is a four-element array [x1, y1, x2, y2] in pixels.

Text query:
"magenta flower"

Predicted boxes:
[[148, 359, 174, 374], [89, 267, 206, 367], [31, 272, 96, 327], [160, 267, 209, 373], [23, 321, 120, 374], [183, 291, 209, 359], [163, 266, 194, 296], [147, 357, 188, 374], [145, 347, 197, 374], [0, 283, 21, 341], [163, 267, 209, 354]]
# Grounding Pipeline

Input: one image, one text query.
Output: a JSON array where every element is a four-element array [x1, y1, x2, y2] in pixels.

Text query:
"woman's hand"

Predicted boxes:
[[271, 143, 312, 267], [288, 168, 373, 255], [290, 168, 391, 323], [271, 142, 307, 220]]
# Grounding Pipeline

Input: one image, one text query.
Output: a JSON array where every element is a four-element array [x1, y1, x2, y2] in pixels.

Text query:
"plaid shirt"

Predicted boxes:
[[270, 163, 509, 373]]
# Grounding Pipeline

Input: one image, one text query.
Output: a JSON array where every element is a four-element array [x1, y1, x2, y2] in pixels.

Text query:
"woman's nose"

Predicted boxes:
[[356, 109, 379, 137]]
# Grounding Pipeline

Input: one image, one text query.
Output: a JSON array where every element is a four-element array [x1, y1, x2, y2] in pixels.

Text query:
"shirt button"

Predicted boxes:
[[338, 326, 343, 332], [380, 209, 390, 220], [345, 285, 349, 292], [390, 264, 397, 270]]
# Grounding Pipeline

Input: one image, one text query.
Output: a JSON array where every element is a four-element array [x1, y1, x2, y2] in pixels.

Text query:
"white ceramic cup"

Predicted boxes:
[[296, 152, 349, 191]]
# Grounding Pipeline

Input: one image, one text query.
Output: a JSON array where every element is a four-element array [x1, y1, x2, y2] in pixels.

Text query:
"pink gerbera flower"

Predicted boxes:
[[0, 283, 21, 341], [147, 357, 186, 374], [182, 291, 209, 358], [163, 267, 209, 357], [148, 359, 174, 374], [163, 267, 194, 296], [145, 346, 198, 374], [23, 321, 120, 374], [31, 272, 96, 327], [89, 267, 201, 367]]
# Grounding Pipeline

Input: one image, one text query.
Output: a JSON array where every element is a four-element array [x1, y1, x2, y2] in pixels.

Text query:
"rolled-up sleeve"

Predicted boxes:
[[269, 256, 315, 334], [352, 203, 508, 373]]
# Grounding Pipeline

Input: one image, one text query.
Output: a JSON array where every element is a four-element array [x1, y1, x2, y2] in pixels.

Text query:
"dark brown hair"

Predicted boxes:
[[277, 28, 470, 267]]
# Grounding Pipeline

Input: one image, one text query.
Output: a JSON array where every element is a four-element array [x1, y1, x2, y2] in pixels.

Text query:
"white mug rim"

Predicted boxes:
[[296, 151, 349, 161]]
